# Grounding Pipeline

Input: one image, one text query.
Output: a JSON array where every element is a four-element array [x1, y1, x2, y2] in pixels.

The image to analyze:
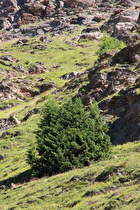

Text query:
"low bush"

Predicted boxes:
[[97, 33, 126, 55]]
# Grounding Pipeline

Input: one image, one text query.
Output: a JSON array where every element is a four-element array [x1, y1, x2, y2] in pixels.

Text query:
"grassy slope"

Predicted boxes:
[[0, 26, 140, 209], [0, 141, 140, 209]]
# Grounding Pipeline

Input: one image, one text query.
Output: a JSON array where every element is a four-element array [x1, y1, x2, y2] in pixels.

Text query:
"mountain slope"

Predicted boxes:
[[0, 0, 140, 209]]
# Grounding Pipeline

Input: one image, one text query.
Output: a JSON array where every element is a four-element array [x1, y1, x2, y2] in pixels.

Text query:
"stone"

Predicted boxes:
[[114, 22, 134, 35], [93, 13, 110, 22], [138, 12, 140, 24], [38, 82, 56, 93], [20, 86, 38, 97], [0, 155, 5, 160], [61, 72, 80, 80], [8, 115, 20, 124], [0, 18, 12, 30], [22, 108, 39, 121], [28, 62, 49, 74], [40, 36, 51, 42], [111, 42, 140, 64], [18, 13, 38, 26], [50, 20, 61, 28], [118, 0, 135, 7], [0, 55, 18, 62], [33, 45, 46, 50], [23, 2, 46, 17], [82, 27, 100, 33], [78, 32, 103, 40], [16, 39, 29, 45], [0, 81, 11, 92]]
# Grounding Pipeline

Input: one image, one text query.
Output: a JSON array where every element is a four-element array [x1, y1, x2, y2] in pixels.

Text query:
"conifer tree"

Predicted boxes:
[[27, 98, 111, 176]]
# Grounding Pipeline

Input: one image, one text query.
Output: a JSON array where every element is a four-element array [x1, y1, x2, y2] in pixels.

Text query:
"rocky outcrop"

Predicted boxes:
[[73, 42, 140, 144], [101, 9, 140, 44], [0, 0, 19, 29], [111, 42, 140, 64], [0, 58, 54, 101], [80, 67, 137, 103], [36, 82, 56, 93], [108, 83, 140, 144], [0, 0, 139, 44], [78, 27, 103, 41]]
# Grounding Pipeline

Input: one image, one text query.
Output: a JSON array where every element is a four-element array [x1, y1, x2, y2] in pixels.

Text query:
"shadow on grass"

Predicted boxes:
[[0, 169, 33, 188]]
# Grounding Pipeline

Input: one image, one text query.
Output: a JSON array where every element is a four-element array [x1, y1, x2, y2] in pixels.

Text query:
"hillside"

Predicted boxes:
[[0, 0, 140, 209], [0, 141, 140, 209]]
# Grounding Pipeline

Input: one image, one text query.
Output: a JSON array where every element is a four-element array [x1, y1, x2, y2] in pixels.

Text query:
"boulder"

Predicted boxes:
[[64, 0, 95, 8], [0, 155, 5, 160], [61, 72, 80, 80], [114, 22, 134, 35], [0, 0, 19, 30], [18, 13, 38, 26], [38, 82, 56, 93], [137, 12, 140, 24], [23, 2, 46, 17], [28, 62, 49, 74], [40, 36, 51, 42], [0, 116, 20, 132], [8, 115, 20, 124], [22, 108, 39, 121], [20, 86, 38, 97], [111, 42, 140, 64], [93, 13, 110, 22], [0, 55, 18, 62], [118, 0, 135, 7], [0, 18, 12, 30], [78, 32, 103, 40]]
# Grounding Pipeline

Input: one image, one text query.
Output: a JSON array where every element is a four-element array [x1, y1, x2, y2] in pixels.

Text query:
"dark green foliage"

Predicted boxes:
[[27, 98, 111, 176]]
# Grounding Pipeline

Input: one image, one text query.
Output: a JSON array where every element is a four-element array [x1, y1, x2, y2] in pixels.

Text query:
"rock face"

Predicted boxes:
[[111, 42, 140, 64], [101, 10, 140, 44], [0, 0, 139, 43], [80, 67, 137, 103], [76, 42, 140, 144], [0, 0, 19, 29], [108, 83, 140, 144], [0, 0, 95, 31]]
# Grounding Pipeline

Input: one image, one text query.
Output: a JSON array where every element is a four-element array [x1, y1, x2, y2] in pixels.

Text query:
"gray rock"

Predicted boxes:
[[61, 72, 80, 80], [0, 55, 18, 62], [111, 42, 140, 64]]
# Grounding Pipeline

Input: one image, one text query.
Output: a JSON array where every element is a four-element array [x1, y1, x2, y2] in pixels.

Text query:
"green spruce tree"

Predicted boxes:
[[27, 98, 111, 176]]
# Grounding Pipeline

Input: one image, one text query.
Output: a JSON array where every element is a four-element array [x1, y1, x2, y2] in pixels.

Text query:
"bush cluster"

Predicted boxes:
[[97, 33, 126, 55]]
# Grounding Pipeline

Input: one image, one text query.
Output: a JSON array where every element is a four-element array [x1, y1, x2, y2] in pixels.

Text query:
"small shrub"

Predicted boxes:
[[97, 33, 126, 55]]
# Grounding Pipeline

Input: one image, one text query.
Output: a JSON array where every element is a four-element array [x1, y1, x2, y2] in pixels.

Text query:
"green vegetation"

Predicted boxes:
[[97, 33, 126, 55], [27, 98, 111, 176], [0, 140, 140, 209], [0, 22, 139, 210]]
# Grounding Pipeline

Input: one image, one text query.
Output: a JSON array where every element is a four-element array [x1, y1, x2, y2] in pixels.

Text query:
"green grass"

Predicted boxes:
[[0, 139, 140, 209], [0, 26, 99, 109], [97, 32, 126, 55]]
